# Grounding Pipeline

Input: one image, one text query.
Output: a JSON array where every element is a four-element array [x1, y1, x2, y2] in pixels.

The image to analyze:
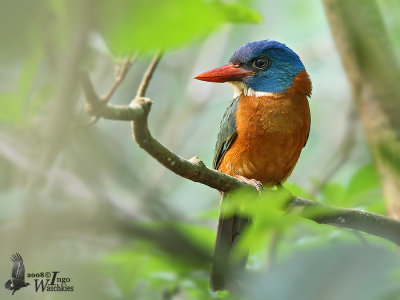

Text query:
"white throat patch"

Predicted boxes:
[[229, 81, 276, 98]]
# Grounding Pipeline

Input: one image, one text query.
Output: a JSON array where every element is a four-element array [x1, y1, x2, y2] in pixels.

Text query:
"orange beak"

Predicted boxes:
[[194, 63, 255, 83]]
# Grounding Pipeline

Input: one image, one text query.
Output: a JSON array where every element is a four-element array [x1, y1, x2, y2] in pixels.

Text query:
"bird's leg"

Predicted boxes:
[[236, 175, 263, 193], [276, 182, 284, 190], [276, 182, 292, 196]]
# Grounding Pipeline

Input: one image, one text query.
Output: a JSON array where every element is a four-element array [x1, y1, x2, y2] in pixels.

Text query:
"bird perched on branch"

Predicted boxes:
[[194, 40, 311, 291], [4, 253, 30, 295]]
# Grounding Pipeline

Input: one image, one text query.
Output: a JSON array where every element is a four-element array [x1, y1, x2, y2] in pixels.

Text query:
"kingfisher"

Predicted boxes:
[[194, 40, 311, 291]]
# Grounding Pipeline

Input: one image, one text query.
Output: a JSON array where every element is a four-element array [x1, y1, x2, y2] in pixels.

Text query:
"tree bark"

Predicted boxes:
[[323, 0, 400, 219]]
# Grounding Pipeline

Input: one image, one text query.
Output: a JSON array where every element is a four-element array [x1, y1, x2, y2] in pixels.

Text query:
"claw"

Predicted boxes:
[[237, 175, 263, 193]]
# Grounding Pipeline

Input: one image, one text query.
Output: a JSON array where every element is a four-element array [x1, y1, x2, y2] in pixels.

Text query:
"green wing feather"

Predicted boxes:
[[213, 97, 239, 170]]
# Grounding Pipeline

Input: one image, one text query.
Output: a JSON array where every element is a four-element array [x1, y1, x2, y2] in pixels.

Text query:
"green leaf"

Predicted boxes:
[[103, 229, 213, 298], [215, 2, 262, 24], [284, 182, 315, 200], [321, 182, 346, 206], [222, 189, 302, 256], [174, 222, 215, 252], [104, 250, 148, 295], [344, 164, 385, 209], [105, 246, 187, 296], [0, 93, 23, 123], [195, 208, 219, 219], [346, 164, 379, 199], [319, 165, 384, 210], [98, 0, 262, 56], [18, 48, 42, 100], [365, 201, 386, 215]]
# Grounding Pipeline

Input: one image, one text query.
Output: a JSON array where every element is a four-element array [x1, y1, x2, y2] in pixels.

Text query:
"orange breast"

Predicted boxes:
[[217, 93, 310, 186]]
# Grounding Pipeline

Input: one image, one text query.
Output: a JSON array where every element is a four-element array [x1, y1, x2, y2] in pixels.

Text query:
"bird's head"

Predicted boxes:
[[195, 40, 309, 97]]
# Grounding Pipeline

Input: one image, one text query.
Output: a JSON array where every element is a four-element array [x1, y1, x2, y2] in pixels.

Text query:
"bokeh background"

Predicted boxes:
[[1, 0, 400, 299]]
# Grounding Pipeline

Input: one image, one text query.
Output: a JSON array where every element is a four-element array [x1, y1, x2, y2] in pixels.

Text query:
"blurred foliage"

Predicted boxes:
[[99, 0, 262, 56], [100, 164, 398, 299], [320, 164, 386, 214], [1, 0, 400, 299], [378, 0, 400, 60], [241, 243, 400, 300], [0, 0, 260, 126], [103, 225, 214, 299]]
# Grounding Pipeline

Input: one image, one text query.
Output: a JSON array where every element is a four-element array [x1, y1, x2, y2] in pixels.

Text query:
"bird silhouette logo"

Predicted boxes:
[[4, 253, 30, 295]]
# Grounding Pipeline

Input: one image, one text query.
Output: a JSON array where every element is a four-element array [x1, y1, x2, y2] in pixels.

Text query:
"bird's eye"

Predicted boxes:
[[253, 56, 269, 69]]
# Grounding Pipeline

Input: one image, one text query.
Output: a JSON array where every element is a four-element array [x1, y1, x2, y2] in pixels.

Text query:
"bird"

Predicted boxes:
[[4, 253, 30, 295], [194, 40, 311, 291]]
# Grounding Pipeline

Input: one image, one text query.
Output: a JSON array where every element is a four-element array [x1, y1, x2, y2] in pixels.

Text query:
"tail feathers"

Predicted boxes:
[[210, 213, 250, 291]]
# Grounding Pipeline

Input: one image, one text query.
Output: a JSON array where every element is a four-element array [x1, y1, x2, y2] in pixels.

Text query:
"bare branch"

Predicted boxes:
[[290, 196, 400, 245], [80, 71, 148, 121], [128, 52, 249, 192], [80, 71, 100, 107], [80, 51, 400, 246], [102, 53, 139, 103], [86, 53, 139, 125], [136, 50, 163, 98]]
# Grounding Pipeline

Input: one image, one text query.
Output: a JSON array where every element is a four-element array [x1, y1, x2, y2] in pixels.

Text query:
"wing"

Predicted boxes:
[[213, 97, 239, 170], [10, 253, 25, 280]]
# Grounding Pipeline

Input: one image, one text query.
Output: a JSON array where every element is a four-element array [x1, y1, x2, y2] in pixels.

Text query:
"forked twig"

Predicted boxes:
[[103, 53, 139, 102], [87, 53, 139, 125]]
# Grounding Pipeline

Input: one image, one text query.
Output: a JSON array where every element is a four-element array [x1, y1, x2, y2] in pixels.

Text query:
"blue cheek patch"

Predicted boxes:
[[245, 61, 305, 94], [245, 72, 297, 94], [240, 45, 306, 94]]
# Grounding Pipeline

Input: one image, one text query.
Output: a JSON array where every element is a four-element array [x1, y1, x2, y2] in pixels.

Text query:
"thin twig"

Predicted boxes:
[[87, 53, 139, 125], [136, 50, 163, 98], [102, 53, 139, 102], [80, 71, 147, 121]]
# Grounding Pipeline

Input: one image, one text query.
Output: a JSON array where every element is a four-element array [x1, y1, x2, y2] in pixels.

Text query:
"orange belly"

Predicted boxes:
[[217, 94, 310, 186]]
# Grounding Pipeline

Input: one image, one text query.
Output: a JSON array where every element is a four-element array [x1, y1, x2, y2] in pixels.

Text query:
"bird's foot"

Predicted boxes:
[[236, 175, 263, 193]]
